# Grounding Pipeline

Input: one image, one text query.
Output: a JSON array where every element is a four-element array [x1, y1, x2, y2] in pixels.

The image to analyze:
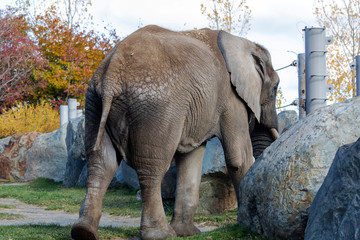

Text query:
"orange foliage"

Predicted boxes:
[[32, 5, 120, 107], [314, 0, 360, 101], [0, 6, 47, 111]]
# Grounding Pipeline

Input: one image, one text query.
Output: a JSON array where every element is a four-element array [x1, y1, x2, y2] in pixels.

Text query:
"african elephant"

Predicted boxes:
[[71, 25, 279, 240]]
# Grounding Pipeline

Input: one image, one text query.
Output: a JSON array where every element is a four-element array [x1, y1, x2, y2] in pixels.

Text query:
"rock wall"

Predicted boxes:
[[305, 137, 360, 240], [63, 117, 86, 187], [237, 97, 360, 239], [277, 110, 298, 133], [24, 124, 68, 182], [0, 133, 41, 180]]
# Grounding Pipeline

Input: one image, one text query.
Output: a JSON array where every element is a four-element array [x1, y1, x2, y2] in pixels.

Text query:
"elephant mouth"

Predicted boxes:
[[250, 125, 279, 159], [269, 128, 279, 140]]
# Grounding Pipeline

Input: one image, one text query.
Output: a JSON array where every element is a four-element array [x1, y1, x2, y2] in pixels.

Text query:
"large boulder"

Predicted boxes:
[[24, 124, 68, 182], [120, 161, 140, 190], [161, 162, 177, 199], [277, 110, 298, 133], [305, 137, 360, 240], [196, 172, 237, 214], [63, 117, 86, 187], [0, 136, 11, 155], [0, 133, 41, 180], [238, 97, 360, 239], [197, 137, 236, 214], [202, 137, 226, 174]]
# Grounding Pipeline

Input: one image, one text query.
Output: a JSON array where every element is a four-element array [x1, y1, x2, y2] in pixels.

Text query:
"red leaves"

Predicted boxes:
[[0, 6, 47, 112], [0, 3, 120, 111]]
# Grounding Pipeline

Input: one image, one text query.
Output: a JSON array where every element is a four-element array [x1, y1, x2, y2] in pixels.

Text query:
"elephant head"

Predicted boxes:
[[218, 31, 279, 158]]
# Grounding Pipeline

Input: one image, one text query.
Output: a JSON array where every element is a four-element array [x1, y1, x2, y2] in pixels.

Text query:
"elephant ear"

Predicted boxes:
[[218, 31, 262, 122]]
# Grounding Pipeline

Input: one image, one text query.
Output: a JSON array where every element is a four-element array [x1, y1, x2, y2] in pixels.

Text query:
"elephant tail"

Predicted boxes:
[[93, 96, 113, 151]]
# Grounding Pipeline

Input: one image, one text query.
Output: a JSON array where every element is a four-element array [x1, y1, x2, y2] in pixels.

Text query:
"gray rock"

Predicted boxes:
[[196, 172, 236, 215], [202, 137, 226, 174], [197, 137, 236, 214], [120, 161, 140, 190], [0, 136, 11, 156], [24, 123, 68, 182], [63, 117, 86, 187], [277, 110, 298, 134], [109, 167, 126, 188], [0, 133, 41, 180], [161, 163, 177, 199], [238, 97, 360, 240], [305, 137, 360, 240], [76, 163, 87, 187]]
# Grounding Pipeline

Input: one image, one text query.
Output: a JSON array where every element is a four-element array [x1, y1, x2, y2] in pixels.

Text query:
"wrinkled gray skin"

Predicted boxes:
[[71, 25, 279, 240]]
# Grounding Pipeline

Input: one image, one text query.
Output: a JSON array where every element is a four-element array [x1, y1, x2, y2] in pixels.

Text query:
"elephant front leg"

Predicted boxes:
[[170, 144, 205, 237], [222, 135, 253, 200], [71, 132, 119, 240], [220, 104, 254, 200]]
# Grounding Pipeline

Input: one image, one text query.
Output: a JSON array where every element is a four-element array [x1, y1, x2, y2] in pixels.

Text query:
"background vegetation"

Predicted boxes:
[[314, 0, 360, 101], [0, 101, 59, 138], [0, 0, 120, 138]]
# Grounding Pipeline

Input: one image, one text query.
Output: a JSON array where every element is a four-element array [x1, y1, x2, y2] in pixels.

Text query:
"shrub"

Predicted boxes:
[[0, 101, 59, 138]]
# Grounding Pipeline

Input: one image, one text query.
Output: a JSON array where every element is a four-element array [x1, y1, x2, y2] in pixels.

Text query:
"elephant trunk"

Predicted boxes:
[[250, 123, 277, 159]]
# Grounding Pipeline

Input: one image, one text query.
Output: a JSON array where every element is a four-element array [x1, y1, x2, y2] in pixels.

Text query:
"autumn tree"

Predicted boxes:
[[0, 6, 47, 111], [32, 5, 119, 106], [276, 87, 286, 109], [200, 0, 251, 36], [12, 0, 120, 107], [314, 0, 360, 101]]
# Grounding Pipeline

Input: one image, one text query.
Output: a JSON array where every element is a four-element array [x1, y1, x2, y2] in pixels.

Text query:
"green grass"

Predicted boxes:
[[0, 212, 24, 220], [0, 178, 142, 217], [0, 178, 266, 239], [0, 224, 265, 240], [194, 210, 237, 227], [0, 203, 16, 209], [172, 224, 265, 240], [0, 225, 140, 240]]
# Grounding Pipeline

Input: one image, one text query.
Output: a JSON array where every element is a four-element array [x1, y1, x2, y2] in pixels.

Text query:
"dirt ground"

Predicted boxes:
[[0, 198, 217, 232]]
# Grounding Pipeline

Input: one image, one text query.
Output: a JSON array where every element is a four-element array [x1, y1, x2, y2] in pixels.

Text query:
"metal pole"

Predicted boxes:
[[68, 98, 78, 120], [304, 27, 328, 114], [356, 55, 360, 97], [297, 53, 306, 119]]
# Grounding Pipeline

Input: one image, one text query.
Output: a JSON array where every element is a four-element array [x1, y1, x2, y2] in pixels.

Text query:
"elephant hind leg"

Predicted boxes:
[[170, 143, 206, 237], [134, 154, 177, 240], [71, 131, 119, 240]]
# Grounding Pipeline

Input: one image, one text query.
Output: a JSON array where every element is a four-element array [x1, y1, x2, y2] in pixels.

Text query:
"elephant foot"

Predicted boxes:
[[71, 219, 99, 240], [170, 221, 201, 237], [140, 224, 177, 240]]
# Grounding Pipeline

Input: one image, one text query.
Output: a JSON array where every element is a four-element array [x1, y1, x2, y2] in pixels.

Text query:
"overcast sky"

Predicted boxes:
[[1, 0, 321, 111]]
